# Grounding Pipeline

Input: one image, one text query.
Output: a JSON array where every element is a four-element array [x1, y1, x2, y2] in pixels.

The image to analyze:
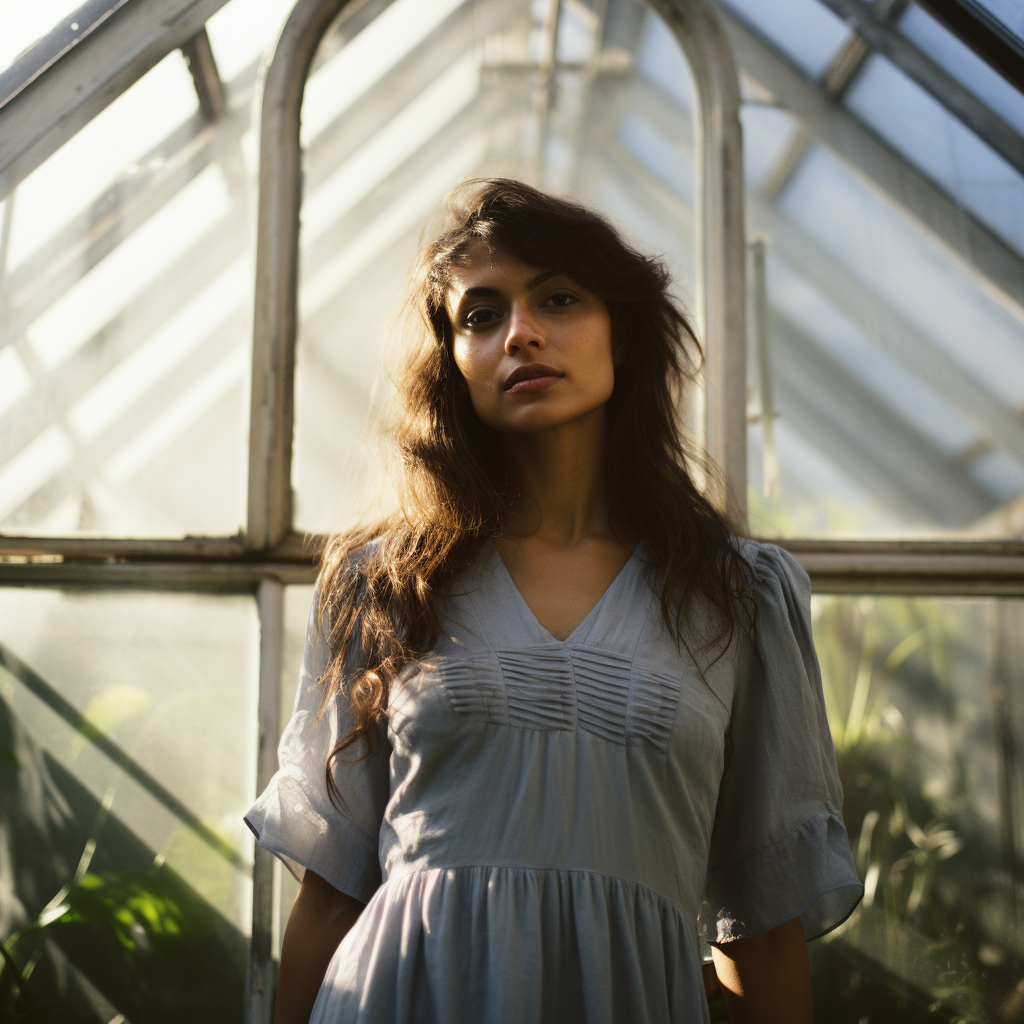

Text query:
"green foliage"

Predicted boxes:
[[812, 593, 1019, 1024], [1, 863, 244, 1024]]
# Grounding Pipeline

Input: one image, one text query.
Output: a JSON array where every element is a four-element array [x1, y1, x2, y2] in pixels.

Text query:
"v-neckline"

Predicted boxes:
[[487, 538, 642, 646]]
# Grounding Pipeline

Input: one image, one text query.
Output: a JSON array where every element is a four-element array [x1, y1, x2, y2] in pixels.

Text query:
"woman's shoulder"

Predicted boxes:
[[731, 536, 811, 605]]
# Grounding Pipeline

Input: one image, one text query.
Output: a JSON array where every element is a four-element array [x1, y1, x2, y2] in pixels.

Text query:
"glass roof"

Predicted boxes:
[[0, 0, 1022, 541]]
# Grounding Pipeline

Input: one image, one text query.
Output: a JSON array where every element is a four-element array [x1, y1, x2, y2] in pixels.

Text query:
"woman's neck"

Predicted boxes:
[[501, 406, 617, 546]]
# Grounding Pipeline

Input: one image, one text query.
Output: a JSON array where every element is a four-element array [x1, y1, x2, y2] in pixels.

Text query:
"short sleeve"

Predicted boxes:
[[244, 587, 390, 903], [700, 542, 863, 944]]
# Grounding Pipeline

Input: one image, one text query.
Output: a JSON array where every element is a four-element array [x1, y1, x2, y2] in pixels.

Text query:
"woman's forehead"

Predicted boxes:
[[445, 240, 564, 302]]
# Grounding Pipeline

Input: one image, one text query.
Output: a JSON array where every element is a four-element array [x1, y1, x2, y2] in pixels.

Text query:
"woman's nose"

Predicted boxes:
[[504, 304, 545, 355]]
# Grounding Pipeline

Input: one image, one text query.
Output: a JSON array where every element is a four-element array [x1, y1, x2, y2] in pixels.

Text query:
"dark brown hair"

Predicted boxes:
[[316, 178, 751, 786]]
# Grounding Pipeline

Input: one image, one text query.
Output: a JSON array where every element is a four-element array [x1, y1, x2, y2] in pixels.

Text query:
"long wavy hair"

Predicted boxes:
[[316, 178, 751, 785]]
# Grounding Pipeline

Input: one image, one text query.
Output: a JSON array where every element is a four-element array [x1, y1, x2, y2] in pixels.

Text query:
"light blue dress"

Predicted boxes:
[[245, 539, 862, 1023]]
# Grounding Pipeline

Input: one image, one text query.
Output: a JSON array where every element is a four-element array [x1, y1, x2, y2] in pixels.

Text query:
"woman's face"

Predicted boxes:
[[447, 240, 615, 434]]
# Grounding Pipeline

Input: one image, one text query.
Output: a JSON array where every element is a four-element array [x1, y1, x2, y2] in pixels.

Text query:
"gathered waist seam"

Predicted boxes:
[[380, 862, 687, 916]]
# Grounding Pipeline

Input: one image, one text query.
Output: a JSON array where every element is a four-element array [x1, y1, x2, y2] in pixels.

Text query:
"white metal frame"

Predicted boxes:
[[2, 1, 1024, 1021]]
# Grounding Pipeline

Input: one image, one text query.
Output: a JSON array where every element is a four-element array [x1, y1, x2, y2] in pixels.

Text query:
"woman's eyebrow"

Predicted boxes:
[[455, 270, 561, 307]]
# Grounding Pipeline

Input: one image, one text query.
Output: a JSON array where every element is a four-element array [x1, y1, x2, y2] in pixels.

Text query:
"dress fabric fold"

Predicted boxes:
[[244, 538, 863, 1022]]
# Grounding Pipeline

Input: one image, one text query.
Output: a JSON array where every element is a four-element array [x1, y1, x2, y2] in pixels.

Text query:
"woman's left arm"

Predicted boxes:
[[710, 917, 815, 1024]]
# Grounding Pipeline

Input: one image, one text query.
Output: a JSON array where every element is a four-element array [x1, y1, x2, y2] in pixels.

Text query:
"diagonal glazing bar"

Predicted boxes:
[[914, 0, 1024, 93], [712, 0, 1024, 325], [609, 77, 1024, 470], [0, 0, 233, 200], [816, 0, 1024, 177]]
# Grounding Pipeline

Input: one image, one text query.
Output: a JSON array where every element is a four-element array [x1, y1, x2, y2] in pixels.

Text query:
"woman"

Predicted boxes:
[[245, 179, 862, 1023]]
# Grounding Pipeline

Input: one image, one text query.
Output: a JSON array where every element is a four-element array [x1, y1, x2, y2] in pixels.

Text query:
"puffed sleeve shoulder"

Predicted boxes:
[[244, 585, 390, 904], [700, 541, 863, 944]]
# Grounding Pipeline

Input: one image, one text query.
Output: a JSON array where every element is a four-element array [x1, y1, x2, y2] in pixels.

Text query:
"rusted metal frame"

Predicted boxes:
[[249, 578, 284, 1024], [714, 2, 1024, 326], [896, 0, 1024, 95], [247, 0, 363, 551], [3, 536, 1024, 594], [182, 27, 227, 122], [645, 0, 748, 526], [0, 0, 131, 109], [1, 206, 248, 466], [0, 0, 234, 201], [0, 560, 317, 589], [817, 0, 1024, 177]]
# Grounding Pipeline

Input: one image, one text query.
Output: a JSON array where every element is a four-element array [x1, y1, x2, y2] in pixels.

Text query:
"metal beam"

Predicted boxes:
[[0, 0, 233, 200], [249, 579, 284, 1024], [914, 0, 1024, 94], [181, 27, 227, 122], [2, 533, 1023, 595], [248, 0, 360, 550], [646, 0, 748, 525], [759, 0, 907, 204], [712, 1, 1024, 325], [771, 309, 993, 525], [816, 0, 1024, 177]]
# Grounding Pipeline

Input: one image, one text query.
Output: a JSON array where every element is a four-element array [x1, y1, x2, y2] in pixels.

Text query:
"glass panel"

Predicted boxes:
[[898, 4, 1024, 136], [719, 0, 853, 79], [0, 0, 83, 74], [292, 0, 698, 533], [727, 1, 1024, 539], [844, 55, 1024, 257], [0, 588, 258, 1023], [0, 48, 252, 537], [811, 593, 1023, 1024]]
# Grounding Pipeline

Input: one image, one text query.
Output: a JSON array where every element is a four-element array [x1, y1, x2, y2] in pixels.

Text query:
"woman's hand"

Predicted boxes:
[[710, 916, 815, 1023], [274, 869, 365, 1024]]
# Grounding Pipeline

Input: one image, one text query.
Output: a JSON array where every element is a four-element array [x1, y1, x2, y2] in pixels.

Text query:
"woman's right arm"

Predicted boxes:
[[274, 869, 365, 1024]]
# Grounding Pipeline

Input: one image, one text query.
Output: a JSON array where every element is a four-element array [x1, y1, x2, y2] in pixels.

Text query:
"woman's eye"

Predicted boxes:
[[544, 292, 577, 308], [464, 308, 499, 328]]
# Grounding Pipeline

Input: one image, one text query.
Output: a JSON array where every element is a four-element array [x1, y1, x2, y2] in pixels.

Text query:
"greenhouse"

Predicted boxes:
[[0, 0, 1023, 1019]]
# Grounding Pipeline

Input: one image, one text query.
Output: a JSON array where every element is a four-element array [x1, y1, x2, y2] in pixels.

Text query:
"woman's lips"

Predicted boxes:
[[502, 364, 564, 392], [506, 374, 562, 393]]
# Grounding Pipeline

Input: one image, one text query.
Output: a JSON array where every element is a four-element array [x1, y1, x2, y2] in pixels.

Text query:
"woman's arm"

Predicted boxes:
[[274, 869, 365, 1024], [710, 916, 815, 1024]]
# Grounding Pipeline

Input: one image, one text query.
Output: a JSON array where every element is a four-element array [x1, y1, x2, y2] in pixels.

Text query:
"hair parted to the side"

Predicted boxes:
[[316, 177, 752, 800]]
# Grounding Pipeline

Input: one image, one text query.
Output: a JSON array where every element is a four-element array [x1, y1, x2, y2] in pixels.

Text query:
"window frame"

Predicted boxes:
[[2, 0, 1024, 1020]]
